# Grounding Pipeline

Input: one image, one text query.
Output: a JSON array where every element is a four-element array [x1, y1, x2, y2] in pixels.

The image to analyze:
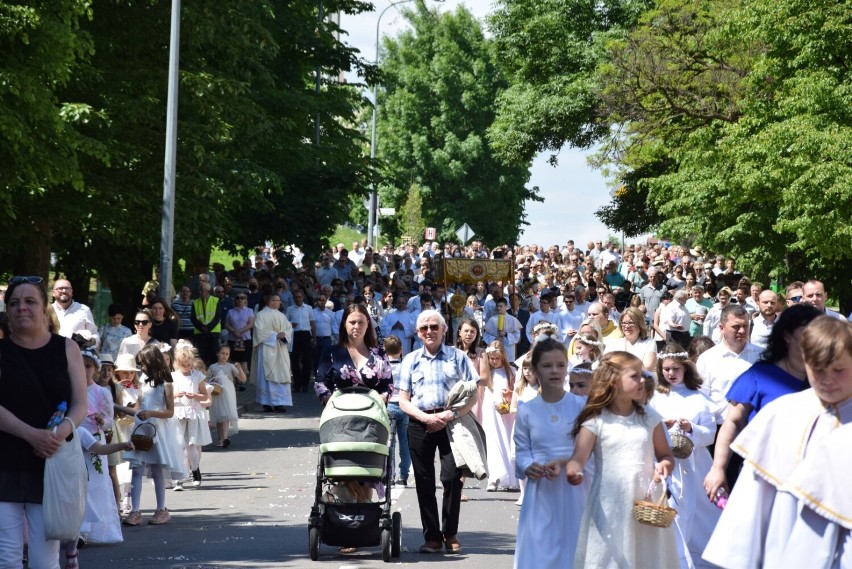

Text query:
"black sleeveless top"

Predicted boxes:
[[0, 335, 71, 503]]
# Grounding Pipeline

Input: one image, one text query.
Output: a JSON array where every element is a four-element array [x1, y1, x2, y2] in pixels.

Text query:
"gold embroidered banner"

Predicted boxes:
[[441, 259, 513, 284]]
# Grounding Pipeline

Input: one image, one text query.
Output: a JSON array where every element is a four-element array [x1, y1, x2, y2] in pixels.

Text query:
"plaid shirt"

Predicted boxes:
[[398, 344, 479, 411]]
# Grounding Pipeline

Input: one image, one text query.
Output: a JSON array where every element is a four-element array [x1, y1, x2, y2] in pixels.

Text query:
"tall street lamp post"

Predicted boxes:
[[367, 0, 427, 248]]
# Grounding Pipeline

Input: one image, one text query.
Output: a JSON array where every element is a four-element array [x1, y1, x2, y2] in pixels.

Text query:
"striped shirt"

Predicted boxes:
[[398, 344, 479, 412]]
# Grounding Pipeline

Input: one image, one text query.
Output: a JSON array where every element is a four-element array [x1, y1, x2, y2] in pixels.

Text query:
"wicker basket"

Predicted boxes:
[[670, 426, 694, 459], [130, 422, 157, 452], [633, 484, 677, 528], [208, 382, 223, 396]]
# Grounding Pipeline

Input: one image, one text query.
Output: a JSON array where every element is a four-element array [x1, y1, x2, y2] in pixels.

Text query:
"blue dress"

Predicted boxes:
[[724, 361, 808, 422]]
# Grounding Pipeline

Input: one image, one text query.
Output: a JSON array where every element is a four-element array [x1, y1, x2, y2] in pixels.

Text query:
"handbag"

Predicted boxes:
[[232, 338, 246, 352], [43, 431, 88, 540], [130, 422, 157, 451]]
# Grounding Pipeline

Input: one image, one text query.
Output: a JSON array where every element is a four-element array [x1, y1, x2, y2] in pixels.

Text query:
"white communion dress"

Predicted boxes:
[[513, 392, 590, 569]]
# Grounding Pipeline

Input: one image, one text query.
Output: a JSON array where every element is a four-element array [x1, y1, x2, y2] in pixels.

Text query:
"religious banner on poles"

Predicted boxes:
[[441, 259, 514, 285]]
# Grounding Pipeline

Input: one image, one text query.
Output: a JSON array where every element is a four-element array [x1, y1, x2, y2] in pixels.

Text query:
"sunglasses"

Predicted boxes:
[[10, 276, 44, 285], [788, 295, 802, 303], [418, 324, 441, 333], [134, 320, 151, 326]]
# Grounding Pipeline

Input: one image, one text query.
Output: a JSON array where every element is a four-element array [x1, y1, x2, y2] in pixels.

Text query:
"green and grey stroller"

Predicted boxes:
[[307, 386, 401, 561]]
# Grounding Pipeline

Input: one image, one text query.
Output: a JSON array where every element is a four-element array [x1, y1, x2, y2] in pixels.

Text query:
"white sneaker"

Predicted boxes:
[[486, 481, 498, 492], [173, 481, 184, 491]]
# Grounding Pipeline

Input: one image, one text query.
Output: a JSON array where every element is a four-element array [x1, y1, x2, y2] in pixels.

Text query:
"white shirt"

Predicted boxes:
[[662, 301, 690, 332], [380, 309, 415, 357], [750, 314, 776, 349], [285, 303, 314, 334], [312, 307, 335, 338], [53, 301, 99, 344], [525, 310, 561, 343], [556, 307, 585, 344], [696, 342, 763, 421]]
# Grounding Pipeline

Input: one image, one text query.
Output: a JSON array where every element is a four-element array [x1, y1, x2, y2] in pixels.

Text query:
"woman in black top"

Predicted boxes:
[[0, 277, 87, 567], [148, 296, 179, 350]]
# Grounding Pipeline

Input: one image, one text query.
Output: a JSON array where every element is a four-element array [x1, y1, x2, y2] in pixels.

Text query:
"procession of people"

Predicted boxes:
[[0, 237, 849, 568]]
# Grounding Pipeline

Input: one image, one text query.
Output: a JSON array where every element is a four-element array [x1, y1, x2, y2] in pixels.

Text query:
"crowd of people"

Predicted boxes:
[[0, 235, 849, 568]]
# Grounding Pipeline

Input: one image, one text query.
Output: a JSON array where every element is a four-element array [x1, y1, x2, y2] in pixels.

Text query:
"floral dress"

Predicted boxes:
[[314, 345, 393, 400]]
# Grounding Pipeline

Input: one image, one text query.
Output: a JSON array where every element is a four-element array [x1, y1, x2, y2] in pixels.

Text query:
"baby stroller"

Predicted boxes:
[[308, 386, 402, 561]]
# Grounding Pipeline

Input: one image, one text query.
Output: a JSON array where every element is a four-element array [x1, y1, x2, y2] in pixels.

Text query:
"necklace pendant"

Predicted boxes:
[[550, 414, 559, 423]]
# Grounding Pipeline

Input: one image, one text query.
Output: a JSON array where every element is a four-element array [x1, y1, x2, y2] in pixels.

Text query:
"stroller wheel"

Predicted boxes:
[[309, 527, 320, 561], [391, 511, 402, 558], [381, 528, 392, 562]]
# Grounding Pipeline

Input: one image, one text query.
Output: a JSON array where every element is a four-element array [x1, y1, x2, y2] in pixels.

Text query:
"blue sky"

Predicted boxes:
[[341, 0, 622, 248]]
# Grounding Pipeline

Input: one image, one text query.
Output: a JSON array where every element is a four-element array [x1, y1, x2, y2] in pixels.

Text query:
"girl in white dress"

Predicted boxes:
[[513, 339, 589, 569], [650, 344, 720, 569], [122, 344, 185, 526], [171, 341, 212, 489], [569, 325, 603, 367], [64, 428, 134, 568], [563, 351, 679, 569], [479, 340, 519, 491], [208, 344, 245, 447], [510, 353, 540, 507]]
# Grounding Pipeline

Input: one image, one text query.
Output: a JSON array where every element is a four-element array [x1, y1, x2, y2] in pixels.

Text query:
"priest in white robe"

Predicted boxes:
[[251, 293, 294, 411]]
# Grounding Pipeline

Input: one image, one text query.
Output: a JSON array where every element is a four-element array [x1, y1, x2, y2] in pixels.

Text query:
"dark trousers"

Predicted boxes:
[[666, 330, 691, 350], [313, 336, 332, 376], [193, 332, 219, 366], [407, 418, 463, 543], [291, 330, 313, 391]]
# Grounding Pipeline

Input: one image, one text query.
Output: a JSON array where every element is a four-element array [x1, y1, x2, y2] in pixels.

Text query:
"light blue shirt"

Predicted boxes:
[[398, 344, 479, 412]]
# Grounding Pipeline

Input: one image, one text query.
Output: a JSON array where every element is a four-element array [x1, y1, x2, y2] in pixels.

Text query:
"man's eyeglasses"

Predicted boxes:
[[10, 276, 44, 285], [53, 286, 72, 291], [418, 324, 440, 333], [134, 320, 151, 326]]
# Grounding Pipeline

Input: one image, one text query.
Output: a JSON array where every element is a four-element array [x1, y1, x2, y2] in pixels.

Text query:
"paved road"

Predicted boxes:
[[79, 388, 520, 568]]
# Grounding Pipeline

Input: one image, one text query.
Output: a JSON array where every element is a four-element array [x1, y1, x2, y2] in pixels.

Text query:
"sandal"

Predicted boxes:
[[65, 552, 80, 569], [460, 493, 469, 502]]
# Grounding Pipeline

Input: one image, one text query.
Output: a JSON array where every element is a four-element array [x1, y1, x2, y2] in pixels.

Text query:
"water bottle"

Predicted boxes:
[[714, 488, 729, 510], [45, 401, 68, 431]]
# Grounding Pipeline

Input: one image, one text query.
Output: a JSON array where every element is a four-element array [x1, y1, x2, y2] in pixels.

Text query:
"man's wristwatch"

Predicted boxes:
[[452, 410, 459, 419]]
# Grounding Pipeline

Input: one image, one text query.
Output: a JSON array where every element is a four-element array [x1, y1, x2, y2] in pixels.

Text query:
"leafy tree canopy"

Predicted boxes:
[[377, 3, 538, 246], [1, 0, 374, 309], [487, 0, 652, 164], [595, 0, 852, 307]]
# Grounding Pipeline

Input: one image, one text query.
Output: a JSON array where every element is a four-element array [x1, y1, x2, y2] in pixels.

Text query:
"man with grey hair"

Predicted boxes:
[[639, 269, 666, 325], [398, 310, 479, 555], [662, 289, 691, 348]]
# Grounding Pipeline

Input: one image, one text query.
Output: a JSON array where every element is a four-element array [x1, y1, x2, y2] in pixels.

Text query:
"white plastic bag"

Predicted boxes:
[[43, 430, 87, 540]]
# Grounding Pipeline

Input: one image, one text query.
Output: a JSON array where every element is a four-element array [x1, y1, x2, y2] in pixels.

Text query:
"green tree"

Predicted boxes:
[[398, 183, 427, 244], [0, 1, 374, 309], [0, 1, 93, 275], [377, 4, 538, 246], [595, 0, 852, 310], [487, 0, 652, 164]]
